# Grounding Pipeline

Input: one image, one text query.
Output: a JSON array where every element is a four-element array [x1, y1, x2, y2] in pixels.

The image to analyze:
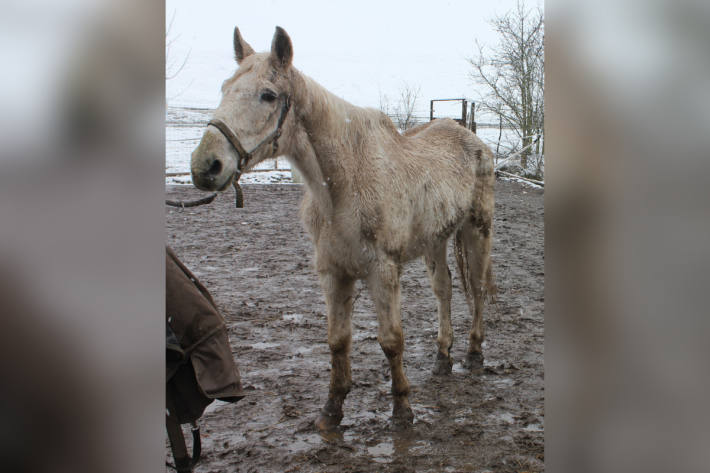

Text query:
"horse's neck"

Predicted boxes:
[[289, 73, 362, 211]]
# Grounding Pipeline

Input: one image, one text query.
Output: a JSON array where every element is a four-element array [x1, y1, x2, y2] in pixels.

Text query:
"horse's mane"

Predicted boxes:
[[293, 70, 402, 142]]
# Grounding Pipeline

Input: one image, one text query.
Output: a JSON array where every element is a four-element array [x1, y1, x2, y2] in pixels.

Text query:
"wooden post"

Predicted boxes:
[[430, 99, 434, 121], [461, 100, 467, 128], [470, 102, 476, 133]]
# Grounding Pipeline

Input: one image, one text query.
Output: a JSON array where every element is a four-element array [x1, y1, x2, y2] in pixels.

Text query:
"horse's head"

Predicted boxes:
[[191, 26, 295, 191]]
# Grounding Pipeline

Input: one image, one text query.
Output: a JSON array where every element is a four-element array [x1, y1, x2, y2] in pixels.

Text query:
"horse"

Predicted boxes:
[[190, 26, 496, 431]]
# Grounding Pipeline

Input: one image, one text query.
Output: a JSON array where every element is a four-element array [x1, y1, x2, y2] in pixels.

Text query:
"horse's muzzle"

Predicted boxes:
[[191, 164, 230, 192], [191, 144, 236, 191]]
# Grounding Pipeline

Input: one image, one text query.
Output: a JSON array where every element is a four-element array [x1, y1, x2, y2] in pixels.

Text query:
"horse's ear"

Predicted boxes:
[[233, 27, 254, 64], [270, 26, 293, 69]]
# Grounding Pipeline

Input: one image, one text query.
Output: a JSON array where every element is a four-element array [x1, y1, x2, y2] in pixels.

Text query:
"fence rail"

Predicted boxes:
[[166, 168, 284, 177]]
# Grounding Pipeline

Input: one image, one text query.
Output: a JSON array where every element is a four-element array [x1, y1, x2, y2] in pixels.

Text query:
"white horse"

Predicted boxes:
[[191, 27, 495, 430]]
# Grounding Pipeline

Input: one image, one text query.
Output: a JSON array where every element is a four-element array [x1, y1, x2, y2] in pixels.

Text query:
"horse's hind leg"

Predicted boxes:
[[454, 214, 493, 370], [424, 242, 454, 375], [315, 272, 355, 431], [367, 259, 414, 427]]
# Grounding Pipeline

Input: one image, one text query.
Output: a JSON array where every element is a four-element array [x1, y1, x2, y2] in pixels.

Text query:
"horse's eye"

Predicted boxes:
[[260, 90, 277, 102]]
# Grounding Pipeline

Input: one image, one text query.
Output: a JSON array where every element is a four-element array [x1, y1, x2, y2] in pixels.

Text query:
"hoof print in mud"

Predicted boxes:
[[432, 352, 454, 376], [463, 352, 485, 371]]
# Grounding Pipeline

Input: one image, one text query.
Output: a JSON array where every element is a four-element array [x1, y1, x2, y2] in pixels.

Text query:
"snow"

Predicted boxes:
[[283, 313, 305, 323], [166, 125, 202, 175], [251, 342, 281, 350], [498, 174, 544, 189]]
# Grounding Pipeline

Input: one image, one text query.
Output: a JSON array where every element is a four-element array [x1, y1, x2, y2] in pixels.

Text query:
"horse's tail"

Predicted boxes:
[[453, 214, 497, 306]]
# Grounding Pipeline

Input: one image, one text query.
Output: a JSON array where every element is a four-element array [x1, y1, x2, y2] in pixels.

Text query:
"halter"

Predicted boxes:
[[207, 93, 291, 182]]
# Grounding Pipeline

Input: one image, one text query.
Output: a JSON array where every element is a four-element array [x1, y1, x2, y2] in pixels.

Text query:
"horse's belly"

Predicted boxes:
[[400, 207, 466, 261]]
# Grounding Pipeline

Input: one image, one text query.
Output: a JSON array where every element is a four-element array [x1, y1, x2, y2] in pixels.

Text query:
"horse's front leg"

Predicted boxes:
[[315, 272, 355, 431], [367, 260, 414, 427]]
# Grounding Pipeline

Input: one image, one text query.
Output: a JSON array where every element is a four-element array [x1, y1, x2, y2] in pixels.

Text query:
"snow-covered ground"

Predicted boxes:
[[497, 173, 544, 189]]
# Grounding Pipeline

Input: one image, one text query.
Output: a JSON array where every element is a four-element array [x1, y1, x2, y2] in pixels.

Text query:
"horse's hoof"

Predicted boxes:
[[432, 352, 453, 376], [315, 411, 343, 432], [463, 351, 484, 370], [392, 411, 414, 430], [392, 417, 414, 431], [392, 398, 414, 429]]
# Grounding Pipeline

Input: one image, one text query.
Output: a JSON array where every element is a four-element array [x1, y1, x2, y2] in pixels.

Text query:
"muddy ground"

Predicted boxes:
[[166, 179, 544, 473]]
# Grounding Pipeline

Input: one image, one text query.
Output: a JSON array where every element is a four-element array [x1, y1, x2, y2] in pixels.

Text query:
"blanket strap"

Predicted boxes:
[[166, 397, 202, 472]]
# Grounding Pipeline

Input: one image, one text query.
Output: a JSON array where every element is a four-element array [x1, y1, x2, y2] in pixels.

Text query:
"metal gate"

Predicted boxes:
[[429, 98, 476, 133]]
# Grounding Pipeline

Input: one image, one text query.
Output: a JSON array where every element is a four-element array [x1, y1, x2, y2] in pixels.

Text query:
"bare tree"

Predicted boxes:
[[468, 0, 544, 171], [378, 90, 391, 116], [393, 83, 421, 131], [379, 83, 421, 132], [166, 10, 191, 81]]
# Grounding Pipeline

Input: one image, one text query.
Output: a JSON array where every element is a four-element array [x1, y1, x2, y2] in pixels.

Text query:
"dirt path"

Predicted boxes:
[[166, 179, 544, 473]]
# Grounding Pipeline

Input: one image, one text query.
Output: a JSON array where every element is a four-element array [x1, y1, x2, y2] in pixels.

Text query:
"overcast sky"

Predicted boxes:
[[166, 0, 539, 118]]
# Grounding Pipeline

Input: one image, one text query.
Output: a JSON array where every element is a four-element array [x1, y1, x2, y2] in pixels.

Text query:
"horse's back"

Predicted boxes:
[[406, 118, 490, 153], [399, 119, 493, 181]]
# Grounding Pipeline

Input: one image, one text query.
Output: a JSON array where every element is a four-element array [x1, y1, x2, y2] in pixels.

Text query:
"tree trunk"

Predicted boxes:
[[496, 114, 502, 164], [521, 135, 529, 171]]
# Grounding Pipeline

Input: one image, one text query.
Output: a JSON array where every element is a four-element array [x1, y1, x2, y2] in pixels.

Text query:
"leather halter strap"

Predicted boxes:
[[207, 94, 291, 180]]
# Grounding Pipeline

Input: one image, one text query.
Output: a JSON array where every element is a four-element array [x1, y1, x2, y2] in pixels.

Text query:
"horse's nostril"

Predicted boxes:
[[207, 158, 223, 176]]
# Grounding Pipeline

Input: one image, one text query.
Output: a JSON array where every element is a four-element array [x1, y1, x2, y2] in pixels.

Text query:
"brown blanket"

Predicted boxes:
[[166, 246, 244, 419]]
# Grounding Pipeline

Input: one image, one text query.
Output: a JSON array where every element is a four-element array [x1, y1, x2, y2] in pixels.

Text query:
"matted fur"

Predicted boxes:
[[191, 26, 495, 429]]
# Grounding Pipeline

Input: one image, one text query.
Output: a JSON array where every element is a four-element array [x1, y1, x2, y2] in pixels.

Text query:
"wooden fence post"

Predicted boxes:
[[462, 99, 467, 128], [470, 102, 476, 133]]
